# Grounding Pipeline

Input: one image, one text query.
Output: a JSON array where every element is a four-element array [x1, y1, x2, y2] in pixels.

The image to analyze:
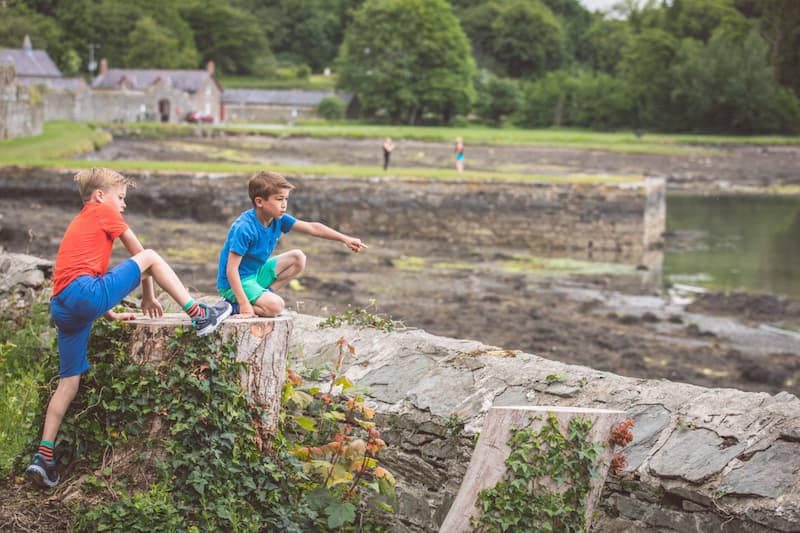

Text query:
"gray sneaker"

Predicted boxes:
[[192, 301, 232, 336], [26, 453, 60, 488]]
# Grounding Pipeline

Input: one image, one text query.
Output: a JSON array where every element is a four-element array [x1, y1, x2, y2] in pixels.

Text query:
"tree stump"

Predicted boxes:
[[127, 313, 292, 435], [440, 406, 626, 533]]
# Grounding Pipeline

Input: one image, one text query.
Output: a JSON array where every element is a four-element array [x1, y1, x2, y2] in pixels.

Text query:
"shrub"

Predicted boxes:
[[317, 96, 346, 121]]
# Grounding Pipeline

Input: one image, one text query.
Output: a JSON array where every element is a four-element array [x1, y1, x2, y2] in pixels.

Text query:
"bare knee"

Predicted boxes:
[[288, 249, 306, 271], [132, 249, 163, 274], [254, 293, 285, 317]]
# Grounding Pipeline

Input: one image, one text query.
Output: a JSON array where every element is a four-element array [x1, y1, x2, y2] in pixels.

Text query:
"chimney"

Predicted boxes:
[[99, 58, 108, 75], [206, 60, 215, 75], [23, 34, 32, 54]]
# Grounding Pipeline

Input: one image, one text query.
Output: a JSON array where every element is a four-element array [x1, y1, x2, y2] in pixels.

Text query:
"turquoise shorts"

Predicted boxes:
[[218, 256, 278, 303]]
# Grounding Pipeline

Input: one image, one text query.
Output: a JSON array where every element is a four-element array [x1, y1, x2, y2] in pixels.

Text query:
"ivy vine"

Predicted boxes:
[[473, 414, 602, 533]]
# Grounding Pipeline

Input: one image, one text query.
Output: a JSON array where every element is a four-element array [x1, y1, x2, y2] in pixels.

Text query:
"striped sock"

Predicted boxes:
[[182, 299, 206, 319], [37, 440, 54, 462]]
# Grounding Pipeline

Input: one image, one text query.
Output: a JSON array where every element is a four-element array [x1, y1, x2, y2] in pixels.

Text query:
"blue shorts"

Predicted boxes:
[[50, 259, 141, 378]]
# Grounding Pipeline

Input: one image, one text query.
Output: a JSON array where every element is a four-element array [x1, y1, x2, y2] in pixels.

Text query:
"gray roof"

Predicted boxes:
[[92, 69, 220, 93], [17, 76, 87, 92], [0, 48, 62, 78], [222, 88, 353, 107]]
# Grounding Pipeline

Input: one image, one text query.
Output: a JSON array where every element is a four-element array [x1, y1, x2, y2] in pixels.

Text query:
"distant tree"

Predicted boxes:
[[491, 0, 565, 78], [459, 1, 505, 71], [336, 0, 475, 124], [178, 0, 273, 75], [0, 3, 70, 70], [124, 17, 198, 69], [670, 29, 800, 133], [665, 0, 751, 43], [617, 28, 680, 131], [756, 0, 800, 98], [515, 70, 573, 128], [582, 16, 632, 74], [474, 73, 521, 126]]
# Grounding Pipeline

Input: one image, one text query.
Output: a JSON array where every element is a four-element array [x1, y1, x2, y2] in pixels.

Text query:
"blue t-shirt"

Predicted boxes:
[[217, 209, 296, 289]]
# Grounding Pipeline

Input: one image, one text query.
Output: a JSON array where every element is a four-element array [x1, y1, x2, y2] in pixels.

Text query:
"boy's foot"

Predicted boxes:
[[25, 454, 59, 488], [224, 299, 239, 315], [193, 301, 232, 337]]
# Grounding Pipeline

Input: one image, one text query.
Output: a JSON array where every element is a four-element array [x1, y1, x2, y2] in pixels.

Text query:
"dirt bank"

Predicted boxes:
[[2, 134, 799, 396]]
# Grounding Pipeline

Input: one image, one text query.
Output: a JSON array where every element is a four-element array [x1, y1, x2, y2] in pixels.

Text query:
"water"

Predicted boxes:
[[665, 194, 800, 299]]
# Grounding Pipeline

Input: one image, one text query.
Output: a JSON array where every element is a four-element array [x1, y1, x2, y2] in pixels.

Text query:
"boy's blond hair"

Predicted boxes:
[[74, 167, 136, 203], [248, 171, 294, 205]]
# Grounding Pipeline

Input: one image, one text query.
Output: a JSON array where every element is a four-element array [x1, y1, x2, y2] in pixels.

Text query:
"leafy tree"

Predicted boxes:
[[582, 16, 632, 74], [617, 28, 680, 131], [459, 1, 505, 71], [336, 0, 476, 124], [0, 3, 71, 71], [756, 0, 800, 98], [665, 0, 751, 43], [515, 70, 572, 128], [178, 0, 273, 75], [670, 29, 800, 133], [491, 0, 565, 78], [474, 73, 521, 126], [124, 17, 198, 69]]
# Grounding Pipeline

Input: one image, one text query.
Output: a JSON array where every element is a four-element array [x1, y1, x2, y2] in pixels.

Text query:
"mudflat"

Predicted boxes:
[[3, 134, 799, 395]]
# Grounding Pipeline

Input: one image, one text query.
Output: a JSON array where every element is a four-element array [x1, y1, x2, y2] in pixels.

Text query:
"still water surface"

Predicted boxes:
[[665, 194, 800, 299]]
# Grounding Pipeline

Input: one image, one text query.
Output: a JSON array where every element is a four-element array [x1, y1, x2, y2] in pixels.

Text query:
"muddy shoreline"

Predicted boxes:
[[2, 135, 799, 395]]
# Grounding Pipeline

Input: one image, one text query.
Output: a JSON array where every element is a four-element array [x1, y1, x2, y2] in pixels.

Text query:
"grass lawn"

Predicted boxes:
[[0, 121, 111, 162], [2, 120, 797, 184]]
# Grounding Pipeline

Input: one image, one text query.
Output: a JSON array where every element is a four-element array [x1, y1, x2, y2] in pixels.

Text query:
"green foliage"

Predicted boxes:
[[61, 321, 315, 532], [474, 74, 521, 126], [670, 29, 800, 134], [473, 414, 602, 533], [0, 291, 56, 477], [336, 0, 476, 124], [317, 301, 395, 332], [178, 0, 273, 75], [124, 16, 199, 69], [283, 337, 397, 530], [317, 96, 346, 121], [491, 0, 565, 78]]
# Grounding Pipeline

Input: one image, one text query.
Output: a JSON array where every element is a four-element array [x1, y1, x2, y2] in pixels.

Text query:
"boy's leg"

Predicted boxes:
[[268, 249, 306, 291], [131, 249, 193, 307], [41, 375, 81, 444], [252, 290, 285, 317]]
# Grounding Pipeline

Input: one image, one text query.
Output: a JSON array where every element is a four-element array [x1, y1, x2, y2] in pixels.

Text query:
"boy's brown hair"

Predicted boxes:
[[248, 171, 294, 205], [74, 167, 136, 203]]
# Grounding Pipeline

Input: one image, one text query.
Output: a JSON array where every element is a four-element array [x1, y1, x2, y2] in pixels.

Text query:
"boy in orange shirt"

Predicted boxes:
[[25, 167, 231, 488]]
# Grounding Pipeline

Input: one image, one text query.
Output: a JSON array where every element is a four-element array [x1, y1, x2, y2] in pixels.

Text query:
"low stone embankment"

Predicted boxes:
[[289, 315, 800, 532], [0, 166, 664, 265]]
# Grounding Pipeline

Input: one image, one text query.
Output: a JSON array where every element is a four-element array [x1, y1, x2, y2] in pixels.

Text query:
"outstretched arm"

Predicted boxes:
[[292, 220, 367, 253], [119, 229, 163, 318]]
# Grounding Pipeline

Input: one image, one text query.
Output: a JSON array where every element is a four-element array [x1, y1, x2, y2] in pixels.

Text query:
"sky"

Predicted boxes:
[[578, 0, 620, 12]]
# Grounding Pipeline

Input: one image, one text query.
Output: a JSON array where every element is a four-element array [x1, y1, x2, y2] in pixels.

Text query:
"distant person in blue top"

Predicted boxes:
[[217, 171, 367, 317]]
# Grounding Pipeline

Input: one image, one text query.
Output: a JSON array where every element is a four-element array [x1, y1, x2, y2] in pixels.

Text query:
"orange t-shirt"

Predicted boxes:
[[51, 202, 129, 297]]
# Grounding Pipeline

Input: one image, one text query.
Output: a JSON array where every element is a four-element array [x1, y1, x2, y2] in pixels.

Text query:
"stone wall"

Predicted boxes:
[[224, 103, 317, 124], [0, 167, 665, 265], [0, 66, 44, 139], [288, 314, 800, 532]]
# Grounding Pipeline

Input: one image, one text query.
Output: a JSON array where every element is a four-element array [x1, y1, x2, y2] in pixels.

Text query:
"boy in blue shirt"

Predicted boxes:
[[218, 171, 367, 317]]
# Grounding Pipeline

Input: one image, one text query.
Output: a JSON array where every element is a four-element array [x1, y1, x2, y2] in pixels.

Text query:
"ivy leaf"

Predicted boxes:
[[325, 501, 356, 529], [292, 415, 318, 432]]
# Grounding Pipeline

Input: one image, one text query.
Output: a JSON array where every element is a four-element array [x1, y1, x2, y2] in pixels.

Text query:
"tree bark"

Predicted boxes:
[[440, 405, 625, 533], [127, 314, 292, 437]]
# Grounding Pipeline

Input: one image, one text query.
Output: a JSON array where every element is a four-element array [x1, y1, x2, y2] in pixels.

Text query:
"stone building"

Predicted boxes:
[[0, 35, 87, 122], [222, 88, 354, 123], [0, 65, 43, 139], [88, 59, 223, 123]]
